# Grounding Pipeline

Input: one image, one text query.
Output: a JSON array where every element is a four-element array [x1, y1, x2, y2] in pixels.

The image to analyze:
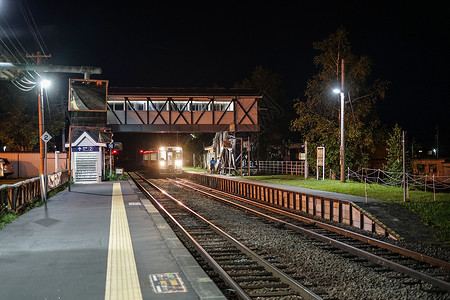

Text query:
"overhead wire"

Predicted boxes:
[[1, 0, 53, 89], [17, 0, 48, 59]]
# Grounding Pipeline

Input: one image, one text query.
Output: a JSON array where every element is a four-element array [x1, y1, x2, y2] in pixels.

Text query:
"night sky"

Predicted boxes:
[[2, 1, 449, 154]]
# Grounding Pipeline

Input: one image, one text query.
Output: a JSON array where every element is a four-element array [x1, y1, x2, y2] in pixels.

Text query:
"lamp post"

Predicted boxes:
[[333, 88, 345, 182], [39, 79, 50, 199]]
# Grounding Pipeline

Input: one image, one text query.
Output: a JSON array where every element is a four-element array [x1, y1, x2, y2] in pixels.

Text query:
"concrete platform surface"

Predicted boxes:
[[0, 181, 225, 300]]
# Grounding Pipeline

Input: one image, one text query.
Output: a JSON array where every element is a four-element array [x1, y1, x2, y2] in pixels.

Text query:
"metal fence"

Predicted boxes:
[[257, 161, 305, 176], [0, 170, 69, 215], [348, 168, 450, 191]]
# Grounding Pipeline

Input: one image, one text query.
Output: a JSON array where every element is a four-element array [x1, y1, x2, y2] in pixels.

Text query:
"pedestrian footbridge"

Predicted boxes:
[[106, 87, 264, 133]]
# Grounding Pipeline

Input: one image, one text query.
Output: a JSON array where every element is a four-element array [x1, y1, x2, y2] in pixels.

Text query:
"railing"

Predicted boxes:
[[257, 161, 305, 176], [186, 171, 400, 240], [348, 168, 450, 191], [0, 170, 69, 215]]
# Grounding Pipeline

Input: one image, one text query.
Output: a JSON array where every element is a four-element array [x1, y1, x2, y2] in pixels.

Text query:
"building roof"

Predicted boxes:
[[108, 87, 261, 97]]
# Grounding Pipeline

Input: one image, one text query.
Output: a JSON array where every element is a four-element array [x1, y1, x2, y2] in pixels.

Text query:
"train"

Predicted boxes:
[[142, 146, 183, 176]]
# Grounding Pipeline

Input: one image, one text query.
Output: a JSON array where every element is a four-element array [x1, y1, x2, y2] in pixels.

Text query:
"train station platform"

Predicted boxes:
[[239, 176, 437, 241], [0, 181, 226, 300], [184, 171, 438, 243]]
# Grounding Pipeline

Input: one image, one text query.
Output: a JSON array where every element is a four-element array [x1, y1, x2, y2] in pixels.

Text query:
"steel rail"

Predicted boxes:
[[171, 178, 450, 293], [132, 173, 322, 300], [175, 177, 450, 270], [129, 173, 250, 300]]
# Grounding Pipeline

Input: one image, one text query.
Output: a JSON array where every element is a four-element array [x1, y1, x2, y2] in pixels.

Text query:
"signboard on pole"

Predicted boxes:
[[40, 131, 52, 143], [72, 146, 100, 152], [316, 146, 325, 180], [40, 131, 52, 201], [317, 147, 324, 166]]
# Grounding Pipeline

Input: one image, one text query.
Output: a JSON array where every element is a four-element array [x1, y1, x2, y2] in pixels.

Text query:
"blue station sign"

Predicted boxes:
[[72, 146, 100, 152]]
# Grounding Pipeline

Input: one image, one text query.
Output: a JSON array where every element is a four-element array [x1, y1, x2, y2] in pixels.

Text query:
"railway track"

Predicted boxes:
[[129, 172, 450, 299], [170, 177, 450, 294], [129, 172, 322, 299]]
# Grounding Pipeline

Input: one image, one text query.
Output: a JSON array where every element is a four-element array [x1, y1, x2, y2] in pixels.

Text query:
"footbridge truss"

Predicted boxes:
[[107, 87, 277, 133]]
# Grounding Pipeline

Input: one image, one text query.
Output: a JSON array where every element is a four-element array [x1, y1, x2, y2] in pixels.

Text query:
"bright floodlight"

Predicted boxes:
[[41, 79, 51, 88], [333, 88, 341, 94]]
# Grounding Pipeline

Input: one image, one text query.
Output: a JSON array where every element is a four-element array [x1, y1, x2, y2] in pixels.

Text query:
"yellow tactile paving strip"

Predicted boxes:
[[105, 183, 143, 300]]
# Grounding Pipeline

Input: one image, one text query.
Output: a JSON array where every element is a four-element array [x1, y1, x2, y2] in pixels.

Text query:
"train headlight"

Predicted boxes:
[[175, 160, 182, 168], [159, 160, 166, 167]]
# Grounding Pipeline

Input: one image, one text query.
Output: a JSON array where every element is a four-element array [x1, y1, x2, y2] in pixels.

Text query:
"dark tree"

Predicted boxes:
[[291, 27, 389, 173]]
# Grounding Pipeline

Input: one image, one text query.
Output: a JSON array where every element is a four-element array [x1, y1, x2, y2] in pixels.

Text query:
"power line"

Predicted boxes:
[[17, 0, 49, 60]]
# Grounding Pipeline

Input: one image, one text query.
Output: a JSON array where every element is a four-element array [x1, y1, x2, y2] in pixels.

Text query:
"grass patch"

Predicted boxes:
[[105, 173, 129, 181], [248, 175, 450, 243], [0, 213, 18, 229], [0, 182, 69, 230], [183, 167, 207, 172]]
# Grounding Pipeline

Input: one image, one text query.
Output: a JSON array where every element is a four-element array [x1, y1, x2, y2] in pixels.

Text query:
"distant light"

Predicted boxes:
[[333, 88, 341, 94], [41, 79, 51, 88], [433, 149, 436, 154]]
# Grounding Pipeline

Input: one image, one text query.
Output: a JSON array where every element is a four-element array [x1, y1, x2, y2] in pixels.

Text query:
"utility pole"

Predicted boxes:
[[1, 57, 102, 193], [26, 51, 52, 65], [340, 59, 345, 182], [402, 131, 406, 202], [27, 52, 51, 177]]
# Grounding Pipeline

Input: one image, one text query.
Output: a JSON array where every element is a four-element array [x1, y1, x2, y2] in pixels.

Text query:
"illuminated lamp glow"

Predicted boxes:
[[41, 79, 51, 89]]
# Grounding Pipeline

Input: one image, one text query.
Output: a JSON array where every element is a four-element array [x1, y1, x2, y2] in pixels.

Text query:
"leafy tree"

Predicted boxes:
[[234, 66, 286, 101], [0, 82, 38, 151], [383, 123, 412, 173], [234, 66, 289, 160], [0, 82, 66, 152], [291, 27, 389, 174]]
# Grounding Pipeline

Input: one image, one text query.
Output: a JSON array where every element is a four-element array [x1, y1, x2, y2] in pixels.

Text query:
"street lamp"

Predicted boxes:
[[333, 88, 345, 182], [41, 79, 51, 89]]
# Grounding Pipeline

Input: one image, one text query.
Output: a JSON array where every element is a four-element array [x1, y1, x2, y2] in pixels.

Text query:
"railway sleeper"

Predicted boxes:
[[209, 251, 244, 257], [247, 290, 298, 297], [240, 282, 289, 289], [233, 276, 280, 283], [222, 265, 265, 271], [213, 256, 252, 262], [220, 261, 255, 266], [229, 271, 273, 277]]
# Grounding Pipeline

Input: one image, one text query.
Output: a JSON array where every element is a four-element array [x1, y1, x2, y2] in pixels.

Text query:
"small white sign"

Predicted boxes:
[[40, 131, 52, 143]]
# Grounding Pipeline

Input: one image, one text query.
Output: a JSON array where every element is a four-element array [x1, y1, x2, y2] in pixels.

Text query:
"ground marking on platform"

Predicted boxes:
[[105, 183, 143, 300], [149, 273, 187, 293]]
